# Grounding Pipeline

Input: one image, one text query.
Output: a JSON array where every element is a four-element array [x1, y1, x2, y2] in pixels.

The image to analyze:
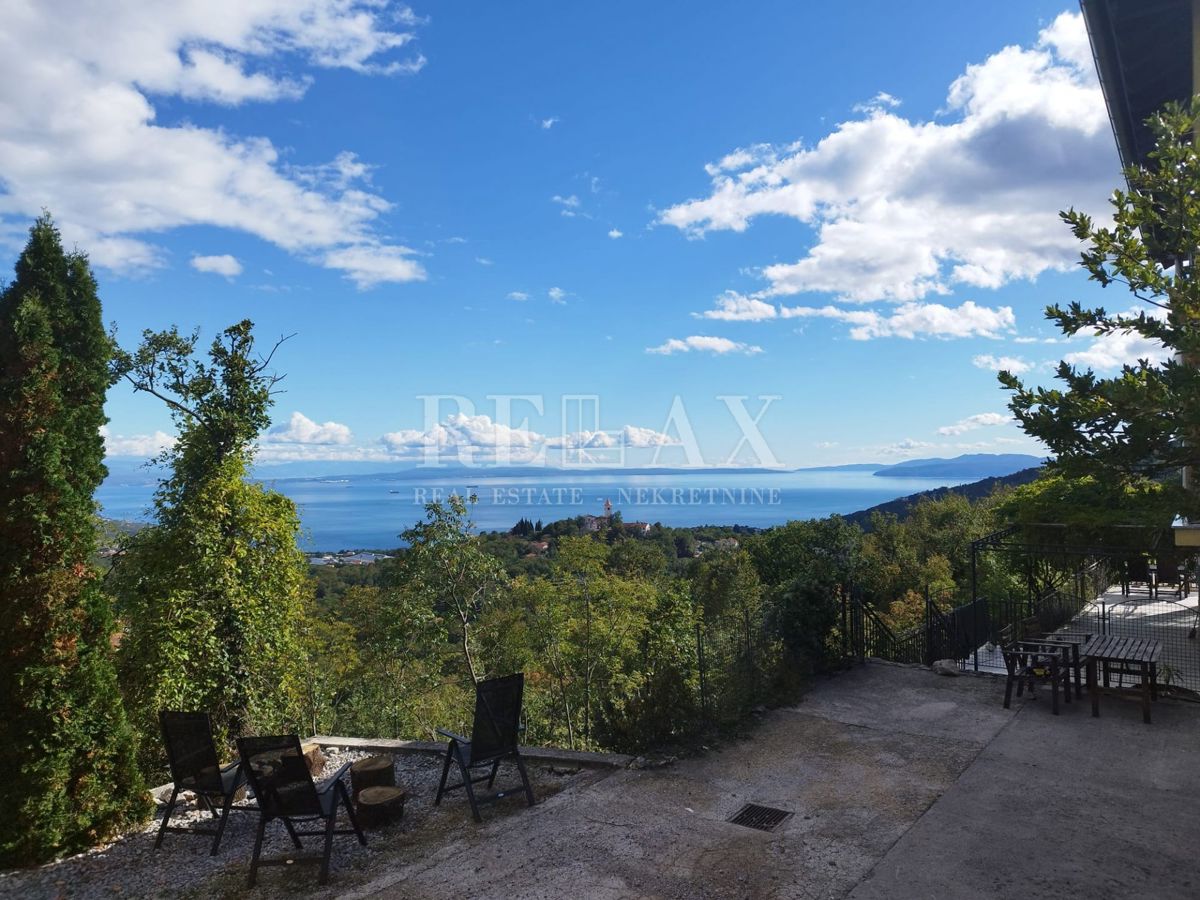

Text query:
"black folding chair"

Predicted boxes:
[[236, 735, 365, 886], [155, 711, 248, 855], [435, 673, 536, 822]]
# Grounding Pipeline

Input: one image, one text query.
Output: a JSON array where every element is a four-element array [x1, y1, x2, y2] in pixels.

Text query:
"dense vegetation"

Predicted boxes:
[[108, 323, 311, 770], [0, 218, 146, 867]]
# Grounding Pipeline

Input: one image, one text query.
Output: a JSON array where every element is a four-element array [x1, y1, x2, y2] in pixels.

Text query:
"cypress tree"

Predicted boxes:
[[0, 216, 147, 866]]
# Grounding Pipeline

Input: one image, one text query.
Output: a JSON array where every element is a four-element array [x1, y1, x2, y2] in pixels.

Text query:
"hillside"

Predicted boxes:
[[844, 467, 1042, 529], [872, 453, 1042, 479]]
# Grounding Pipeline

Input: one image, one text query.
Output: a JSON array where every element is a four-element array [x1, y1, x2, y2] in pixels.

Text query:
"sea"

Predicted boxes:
[[96, 468, 970, 552]]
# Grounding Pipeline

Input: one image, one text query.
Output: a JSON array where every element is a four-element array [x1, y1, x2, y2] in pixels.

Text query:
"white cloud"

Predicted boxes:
[[1063, 331, 1170, 371], [541, 117, 559, 129], [101, 426, 177, 458], [475, 257, 493, 266], [937, 412, 1010, 436], [264, 411, 353, 445], [878, 439, 936, 457], [190, 254, 243, 277], [255, 443, 389, 463], [703, 145, 782, 177], [548, 425, 677, 449], [620, 425, 677, 448], [659, 12, 1114, 303], [852, 91, 902, 113], [0, 1, 428, 287], [781, 300, 1014, 340], [551, 193, 592, 220], [1054, 305, 1170, 372], [381, 415, 542, 458], [548, 287, 567, 304], [377, 413, 674, 464], [607, 228, 623, 239], [694, 291, 777, 322], [507, 291, 530, 301], [646, 335, 764, 356], [973, 353, 1032, 374], [322, 244, 425, 290], [874, 435, 1038, 458]]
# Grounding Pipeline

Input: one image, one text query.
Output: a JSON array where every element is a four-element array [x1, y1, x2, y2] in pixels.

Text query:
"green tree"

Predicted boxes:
[[746, 517, 861, 674], [296, 599, 361, 738], [340, 581, 464, 739], [109, 321, 309, 768], [0, 216, 146, 865], [773, 575, 844, 673], [1001, 100, 1200, 519], [692, 547, 763, 626], [399, 494, 509, 683], [510, 541, 661, 750], [607, 538, 670, 580], [746, 517, 861, 590]]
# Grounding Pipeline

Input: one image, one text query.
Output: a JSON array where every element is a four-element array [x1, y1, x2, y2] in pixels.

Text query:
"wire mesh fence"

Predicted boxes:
[[694, 611, 780, 729]]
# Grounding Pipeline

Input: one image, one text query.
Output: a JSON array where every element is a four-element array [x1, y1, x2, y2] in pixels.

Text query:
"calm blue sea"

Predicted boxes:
[[96, 469, 968, 552]]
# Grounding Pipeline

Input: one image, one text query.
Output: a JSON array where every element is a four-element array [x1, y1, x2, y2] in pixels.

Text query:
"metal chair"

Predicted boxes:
[[236, 735, 365, 886], [435, 673, 536, 822], [155, 711, 248, 855]]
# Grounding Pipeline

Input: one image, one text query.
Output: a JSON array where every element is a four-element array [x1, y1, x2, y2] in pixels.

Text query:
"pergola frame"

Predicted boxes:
[[969, 523, 1190, 609]]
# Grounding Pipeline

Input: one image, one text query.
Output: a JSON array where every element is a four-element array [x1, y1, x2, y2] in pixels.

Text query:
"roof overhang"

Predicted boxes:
[[1080, 0, 1193, 172]]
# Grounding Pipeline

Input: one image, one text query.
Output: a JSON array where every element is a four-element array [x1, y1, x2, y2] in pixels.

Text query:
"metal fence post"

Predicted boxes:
[[584, 579, 591, 751], [841, 591, 848, 662], [924, 586, 934, 666], [695, 620, 708, 721]]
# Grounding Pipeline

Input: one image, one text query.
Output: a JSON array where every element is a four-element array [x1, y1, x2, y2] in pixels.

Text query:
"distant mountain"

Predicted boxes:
[[255, 464, 794, 482], [873, 453, 1043, 479], [844, 467, 1042, 529], [250, 460, 416, 479], [795, 463, 884, 473], [103, 452, 1043, 483]]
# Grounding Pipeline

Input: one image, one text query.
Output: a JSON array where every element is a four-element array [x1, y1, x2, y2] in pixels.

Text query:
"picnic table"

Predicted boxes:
[[1082, 635, 1162, 724]]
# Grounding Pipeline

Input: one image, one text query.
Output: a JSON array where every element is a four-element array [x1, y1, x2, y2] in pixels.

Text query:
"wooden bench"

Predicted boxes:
[[1082, 636, 1162, 724]]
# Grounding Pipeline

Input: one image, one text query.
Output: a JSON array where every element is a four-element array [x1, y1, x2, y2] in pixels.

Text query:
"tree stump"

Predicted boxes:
[[301, 742, 326, 777], [356, 786, 406, 829], [350, 754, 395, 799]]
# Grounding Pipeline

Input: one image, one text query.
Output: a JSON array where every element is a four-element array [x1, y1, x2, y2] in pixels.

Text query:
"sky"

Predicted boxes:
[[0, 1, 1168, 470]]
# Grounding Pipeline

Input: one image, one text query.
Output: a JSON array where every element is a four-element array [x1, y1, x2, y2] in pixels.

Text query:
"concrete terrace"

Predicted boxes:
[[354, 662, 1200, 900], [6, 663, 1197, 899]]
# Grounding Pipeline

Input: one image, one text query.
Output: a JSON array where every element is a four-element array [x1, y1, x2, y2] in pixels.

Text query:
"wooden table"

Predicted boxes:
[[1083, 636, 1161, 724]]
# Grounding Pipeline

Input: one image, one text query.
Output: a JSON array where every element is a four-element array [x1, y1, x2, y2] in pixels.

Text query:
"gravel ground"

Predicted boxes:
[[0, 749, 598, 900]]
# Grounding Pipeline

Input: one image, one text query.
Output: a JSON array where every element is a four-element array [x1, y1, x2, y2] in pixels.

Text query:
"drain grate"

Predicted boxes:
[[727, 803, 793, 832]]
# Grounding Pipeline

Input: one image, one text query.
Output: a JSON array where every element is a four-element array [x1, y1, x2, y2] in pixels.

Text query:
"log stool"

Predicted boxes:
[[301, 742, 326, 777], [350, 754, 395, 800], [356, 786, 407, 829]]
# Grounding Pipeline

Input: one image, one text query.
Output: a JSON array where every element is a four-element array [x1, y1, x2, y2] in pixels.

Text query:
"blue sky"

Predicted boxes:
[[1, 1, 1158, 469]]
